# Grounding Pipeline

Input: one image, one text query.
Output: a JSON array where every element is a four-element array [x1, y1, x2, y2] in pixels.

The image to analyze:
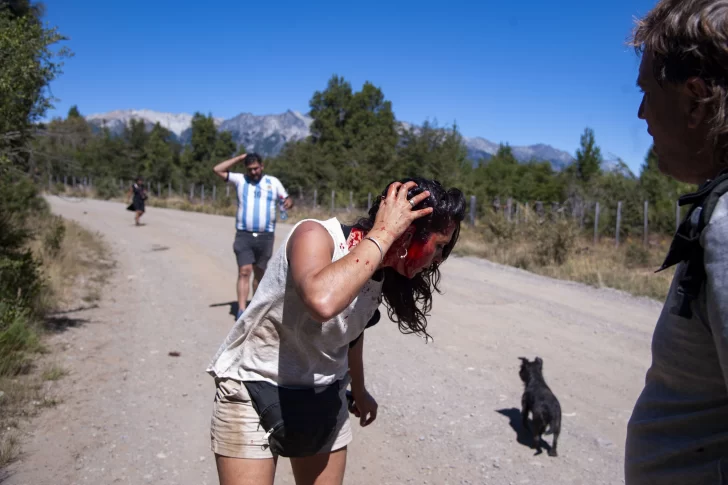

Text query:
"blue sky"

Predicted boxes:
[[43, 0, 657, 173]]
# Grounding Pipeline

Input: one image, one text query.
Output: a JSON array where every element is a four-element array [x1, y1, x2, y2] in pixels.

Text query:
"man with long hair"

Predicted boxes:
[[626, 1, 728, 482]]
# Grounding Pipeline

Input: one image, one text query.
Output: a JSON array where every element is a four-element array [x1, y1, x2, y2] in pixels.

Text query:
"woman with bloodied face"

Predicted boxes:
[[207, 177, 466, 485]]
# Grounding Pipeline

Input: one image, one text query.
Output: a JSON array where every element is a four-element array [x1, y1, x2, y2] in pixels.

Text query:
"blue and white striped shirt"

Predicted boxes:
[[227, 173, 289, 233]]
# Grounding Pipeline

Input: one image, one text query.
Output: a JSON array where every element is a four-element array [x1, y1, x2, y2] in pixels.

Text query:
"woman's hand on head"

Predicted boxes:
[[370, 181, 433, 245]]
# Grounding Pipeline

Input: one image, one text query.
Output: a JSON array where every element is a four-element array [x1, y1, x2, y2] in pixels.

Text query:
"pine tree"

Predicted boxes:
[[181, 112, 218, 184], [214, 131, 236, 161], [143, 123, 176, 183], [575, 127, 602, 184], [123, 119, 149, 177]]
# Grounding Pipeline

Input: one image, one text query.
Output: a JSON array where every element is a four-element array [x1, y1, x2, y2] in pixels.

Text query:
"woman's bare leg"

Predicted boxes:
[[289, 448, 347, 485], [215, 454, 277, 485]]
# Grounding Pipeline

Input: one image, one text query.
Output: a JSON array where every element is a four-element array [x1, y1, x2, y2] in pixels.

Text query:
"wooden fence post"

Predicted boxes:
[[615, 201, 622, 247], [157, 182, 161, 198], [201, 185, 205, 204], [367, 193, 372, 211], [213, 184, 216, 201], [348, 191, 353, 212], [469, 195, 476, 226], [506, 198, 513, 222], [643, 200, 649, 246], [331, 190, 335, 213], [594, 201, 600, 244], [189, 184, 194, 201], [313, 189, 318, 210], [168, 182, 171, 198]]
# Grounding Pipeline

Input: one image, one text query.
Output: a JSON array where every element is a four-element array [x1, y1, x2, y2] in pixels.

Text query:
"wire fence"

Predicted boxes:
[[48, 174, 683, 246]]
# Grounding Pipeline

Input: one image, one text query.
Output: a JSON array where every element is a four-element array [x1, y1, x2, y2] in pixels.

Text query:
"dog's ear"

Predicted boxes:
[[518, 357, 529, 364], [535, 357, 543, 368]]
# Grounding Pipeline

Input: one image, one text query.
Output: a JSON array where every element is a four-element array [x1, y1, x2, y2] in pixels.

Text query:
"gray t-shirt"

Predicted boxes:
[[625, 193, 728, 484], [207, 217, 384, 388]]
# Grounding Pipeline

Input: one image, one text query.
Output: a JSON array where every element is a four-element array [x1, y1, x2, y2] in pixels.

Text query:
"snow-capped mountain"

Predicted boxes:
[[85, 109, 224, 137], [179, 110, 312, 156], [398, 122, 575, 170], [85, 109, 577, 169]]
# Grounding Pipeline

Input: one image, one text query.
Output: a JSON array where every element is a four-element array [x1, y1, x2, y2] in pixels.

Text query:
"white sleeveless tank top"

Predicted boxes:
[[206, 217, 384, 388]]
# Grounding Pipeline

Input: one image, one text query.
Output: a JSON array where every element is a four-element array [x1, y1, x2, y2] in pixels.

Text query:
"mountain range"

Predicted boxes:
[[85, 109, 578, 170]]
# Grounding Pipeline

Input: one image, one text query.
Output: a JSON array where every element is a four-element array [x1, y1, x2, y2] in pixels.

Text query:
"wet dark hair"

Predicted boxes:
[[353, 177, 466, 342], [245, 153, 263, 166]]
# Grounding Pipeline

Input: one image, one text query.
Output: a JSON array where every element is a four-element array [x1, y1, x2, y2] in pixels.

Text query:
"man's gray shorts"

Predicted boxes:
[[233, 230, 274, 269]]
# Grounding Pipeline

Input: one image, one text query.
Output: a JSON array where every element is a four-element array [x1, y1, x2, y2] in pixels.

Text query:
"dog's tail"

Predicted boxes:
[[544, 413, 561, 436]]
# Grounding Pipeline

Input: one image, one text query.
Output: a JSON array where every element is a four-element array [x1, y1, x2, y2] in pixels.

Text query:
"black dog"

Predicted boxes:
[[519, 356, 561, 457]]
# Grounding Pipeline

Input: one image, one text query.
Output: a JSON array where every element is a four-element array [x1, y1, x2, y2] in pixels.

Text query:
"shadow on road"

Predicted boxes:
[[46, 304, 99, 315], [209, 301, 251, 321], [43, 305, 97, 333], [44, 315, 91, 333], [496, 407, 553, 455]]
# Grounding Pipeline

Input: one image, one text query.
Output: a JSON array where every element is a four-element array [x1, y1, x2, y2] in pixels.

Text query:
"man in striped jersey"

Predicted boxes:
[[214, 152, 293, 319]]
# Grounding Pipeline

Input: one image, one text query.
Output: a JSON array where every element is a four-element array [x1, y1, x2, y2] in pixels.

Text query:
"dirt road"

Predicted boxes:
[[5, 197, 662, 485]]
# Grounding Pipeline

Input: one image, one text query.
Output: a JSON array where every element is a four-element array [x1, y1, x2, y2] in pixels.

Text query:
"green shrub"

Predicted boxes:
[[0, 172, 46, 216], [213, 193, 236, 210], [625, 242, 651, 267], [482, 214, 517, 242], [0, 249, 42, 310], [94, 177, 120, 200], [42, 215, 65, 258], [0, 303, 39, 376], [532, 219, 577, 266]]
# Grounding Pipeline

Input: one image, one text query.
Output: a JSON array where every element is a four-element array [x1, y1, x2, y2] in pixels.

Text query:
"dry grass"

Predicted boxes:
[[41, 364, 68, 382], [453, 220, 674, 301], [0, 375, 55, 467], [0, 431, 21, 469], [0, 212, 110, 469], [146, 195, 238, 217], [29, 215, 112, 311]]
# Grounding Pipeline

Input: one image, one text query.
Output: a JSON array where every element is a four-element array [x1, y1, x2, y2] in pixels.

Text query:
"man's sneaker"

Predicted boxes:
[[236, 308, 244, 320]]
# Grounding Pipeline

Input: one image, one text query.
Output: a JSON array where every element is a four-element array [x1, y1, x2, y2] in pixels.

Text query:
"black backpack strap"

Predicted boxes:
[[658, 169, 728, 320], [348, 309, 381, 348]]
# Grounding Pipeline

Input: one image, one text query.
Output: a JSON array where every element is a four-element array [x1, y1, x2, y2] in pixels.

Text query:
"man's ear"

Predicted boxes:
[[684, 76, 710, 129]]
